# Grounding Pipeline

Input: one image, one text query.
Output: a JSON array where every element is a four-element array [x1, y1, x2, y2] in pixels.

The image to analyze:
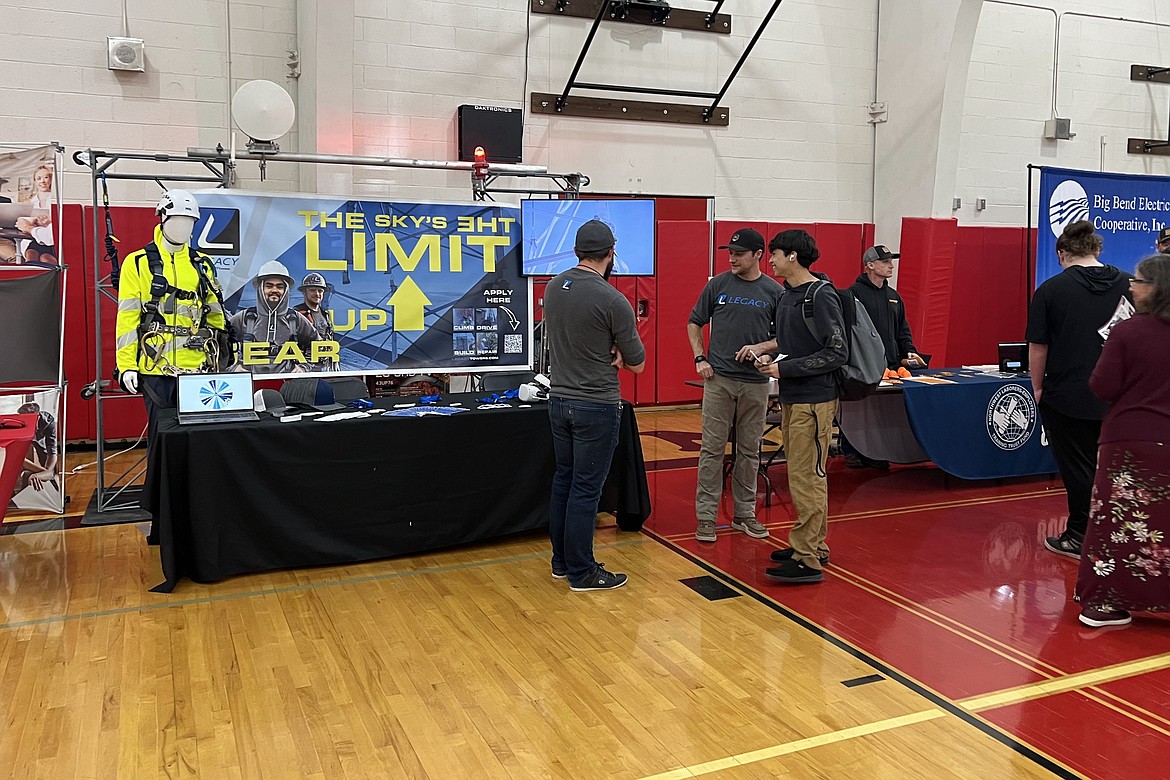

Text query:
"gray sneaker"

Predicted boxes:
[[695, 519, 717, 542], [731, 517, 769, 539]]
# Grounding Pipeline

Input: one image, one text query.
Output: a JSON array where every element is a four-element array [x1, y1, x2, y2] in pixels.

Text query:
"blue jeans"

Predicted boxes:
[[548, 397, 622, 585]]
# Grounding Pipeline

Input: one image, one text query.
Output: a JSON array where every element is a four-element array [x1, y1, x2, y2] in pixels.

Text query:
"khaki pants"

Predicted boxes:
[[782, 400, 838, 569], [695, 373, 770, 524]]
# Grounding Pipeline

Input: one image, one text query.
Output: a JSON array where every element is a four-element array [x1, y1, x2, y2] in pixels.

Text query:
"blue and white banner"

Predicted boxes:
[[191, 191, 530, 375], [1038, 167, 1170, 286]]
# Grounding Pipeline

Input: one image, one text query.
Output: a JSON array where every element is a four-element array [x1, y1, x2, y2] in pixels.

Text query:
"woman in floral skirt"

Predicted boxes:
[[1076, 254, 1170, 627]]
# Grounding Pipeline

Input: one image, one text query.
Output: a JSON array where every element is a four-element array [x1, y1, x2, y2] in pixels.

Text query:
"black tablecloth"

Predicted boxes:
[[145, 394, 649, 590]]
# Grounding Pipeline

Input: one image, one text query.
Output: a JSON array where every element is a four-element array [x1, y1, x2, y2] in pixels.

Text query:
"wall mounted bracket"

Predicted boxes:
[[531, 0, 784, 126], [1128, 63, 1170, 156], [534, 0, 731, 34]]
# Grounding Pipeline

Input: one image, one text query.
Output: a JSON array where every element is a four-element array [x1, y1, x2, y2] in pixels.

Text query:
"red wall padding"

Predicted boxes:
[[62, 205, 161, 441], [712, 221, 874, 287], [656, 220, 711, 404], [897, 217, 957, 366], [59, 205, 91, 441], [950, 226, 1030, 366]]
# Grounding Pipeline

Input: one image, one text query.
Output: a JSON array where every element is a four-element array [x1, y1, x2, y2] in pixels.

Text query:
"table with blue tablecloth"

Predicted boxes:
[[838, 371, 1057, 480]]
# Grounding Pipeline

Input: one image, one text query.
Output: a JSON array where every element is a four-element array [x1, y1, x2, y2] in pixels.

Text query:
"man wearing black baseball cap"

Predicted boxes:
[[687, 227, 784, 543], [1156, 227, 1170, 254], [543, 218, 646, 591], [850, 245, 925, 372], [841, 244, 925, 468]]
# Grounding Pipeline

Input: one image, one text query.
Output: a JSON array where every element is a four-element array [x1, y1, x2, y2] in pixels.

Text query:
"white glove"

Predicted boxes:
[[120, 370, 139, 394]]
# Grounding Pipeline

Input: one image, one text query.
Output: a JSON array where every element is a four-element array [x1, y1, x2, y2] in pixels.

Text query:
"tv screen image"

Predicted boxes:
[[520, 199, 655, 277]]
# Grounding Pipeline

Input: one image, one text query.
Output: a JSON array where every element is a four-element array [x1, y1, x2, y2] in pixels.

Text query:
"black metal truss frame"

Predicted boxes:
[[532, 0, 785, 125]]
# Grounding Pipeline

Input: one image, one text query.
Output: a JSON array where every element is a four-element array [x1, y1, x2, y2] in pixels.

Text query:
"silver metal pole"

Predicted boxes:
[[186, 147, 550, 176]]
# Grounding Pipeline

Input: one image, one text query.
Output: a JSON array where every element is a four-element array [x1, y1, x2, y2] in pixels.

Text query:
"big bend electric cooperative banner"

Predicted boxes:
[[190, 191, 530, 375], [1038, 166, 1170, 286]]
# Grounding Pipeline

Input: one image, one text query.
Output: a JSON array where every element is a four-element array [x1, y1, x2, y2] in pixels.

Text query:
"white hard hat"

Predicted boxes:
[[155, 189, 200, 221], [298, 272, 327, 291], [251, 259, 295, 290]]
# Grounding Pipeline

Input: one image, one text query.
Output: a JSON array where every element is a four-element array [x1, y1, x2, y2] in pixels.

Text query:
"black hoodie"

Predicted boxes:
[[1025, 264, 1132, 419], [849, 273, 917, 369]]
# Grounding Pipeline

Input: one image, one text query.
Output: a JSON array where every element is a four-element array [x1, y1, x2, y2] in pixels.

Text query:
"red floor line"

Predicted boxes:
[[824, 563, 1068, 678], [1072, 688, 1170, 739]]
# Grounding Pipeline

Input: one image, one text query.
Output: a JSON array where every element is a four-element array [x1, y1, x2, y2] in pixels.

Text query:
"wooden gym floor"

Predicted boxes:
[[1, 407, 1166, 779]]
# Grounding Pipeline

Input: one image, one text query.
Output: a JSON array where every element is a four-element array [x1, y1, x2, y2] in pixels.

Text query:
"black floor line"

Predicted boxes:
[[645, 528, 1077, 780]]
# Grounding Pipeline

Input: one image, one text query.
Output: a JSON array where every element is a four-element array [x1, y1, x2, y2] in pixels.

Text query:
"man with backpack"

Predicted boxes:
[[754, 229, 849, 584]]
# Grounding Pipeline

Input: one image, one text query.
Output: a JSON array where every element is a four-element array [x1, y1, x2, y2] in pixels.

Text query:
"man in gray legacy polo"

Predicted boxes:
[[687, 227, 785, 543]]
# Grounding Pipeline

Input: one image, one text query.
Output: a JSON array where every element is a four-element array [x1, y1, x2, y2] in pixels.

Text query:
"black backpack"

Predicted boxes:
[[800, 281, 886, 401]]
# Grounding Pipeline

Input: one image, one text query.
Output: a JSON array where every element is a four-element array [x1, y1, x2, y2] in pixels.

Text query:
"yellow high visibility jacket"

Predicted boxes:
[[115, 226, 228, 375]]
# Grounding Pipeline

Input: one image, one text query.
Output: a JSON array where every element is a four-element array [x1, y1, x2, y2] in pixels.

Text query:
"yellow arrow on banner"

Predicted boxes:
[[387, 276, 432, 331]]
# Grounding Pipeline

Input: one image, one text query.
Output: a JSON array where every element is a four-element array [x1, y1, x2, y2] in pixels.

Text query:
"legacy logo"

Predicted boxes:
[[195, 208, 241, 255], [716, 294, 768, 308], [1048, 180, 1090, 237]]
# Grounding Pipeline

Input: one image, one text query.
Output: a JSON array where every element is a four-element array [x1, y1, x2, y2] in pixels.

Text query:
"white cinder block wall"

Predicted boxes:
[[956, 0, 1170, 226], [3, 0, 1168, 226], [1, 0, 299, 204]]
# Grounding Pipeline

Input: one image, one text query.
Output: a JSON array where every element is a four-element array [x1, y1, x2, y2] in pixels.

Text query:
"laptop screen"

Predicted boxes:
[[997, 342, 1028, 373], [177, 373, 256, 415]]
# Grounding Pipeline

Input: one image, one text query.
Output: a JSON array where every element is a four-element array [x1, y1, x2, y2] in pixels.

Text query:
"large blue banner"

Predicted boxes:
[[189, 191, 530, 376], [1037, 166, 1170, 287]]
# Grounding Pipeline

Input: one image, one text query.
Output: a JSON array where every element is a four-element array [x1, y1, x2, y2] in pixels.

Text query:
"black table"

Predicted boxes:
[[145, 394, 649, 590]]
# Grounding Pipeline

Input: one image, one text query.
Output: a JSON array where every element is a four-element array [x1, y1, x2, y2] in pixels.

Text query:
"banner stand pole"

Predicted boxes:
[[78, 146, 588, 514]]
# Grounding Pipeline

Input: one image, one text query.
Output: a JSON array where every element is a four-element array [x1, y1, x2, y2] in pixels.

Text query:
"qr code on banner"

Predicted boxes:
[[504, 334, 523, 354]]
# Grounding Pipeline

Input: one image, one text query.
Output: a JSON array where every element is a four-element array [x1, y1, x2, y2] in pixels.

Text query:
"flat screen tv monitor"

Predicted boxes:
[[520, 198, 655, 276]]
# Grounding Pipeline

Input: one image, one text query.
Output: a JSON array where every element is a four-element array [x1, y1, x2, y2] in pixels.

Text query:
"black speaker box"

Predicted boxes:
[[457, 105, 524, 163]]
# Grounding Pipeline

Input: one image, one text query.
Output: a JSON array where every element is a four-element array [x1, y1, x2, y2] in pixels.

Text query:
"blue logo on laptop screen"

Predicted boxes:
[[198, 380, 234, 410]]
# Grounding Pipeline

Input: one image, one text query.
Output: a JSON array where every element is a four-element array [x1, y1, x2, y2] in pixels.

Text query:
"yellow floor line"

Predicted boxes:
[[638, 710, 947, 780], [962, 652, 1170, 712]]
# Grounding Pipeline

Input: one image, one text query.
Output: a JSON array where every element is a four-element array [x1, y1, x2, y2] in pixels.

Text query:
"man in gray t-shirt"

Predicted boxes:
[[544, 219, 646, 592], [687, 227, 784, 543]]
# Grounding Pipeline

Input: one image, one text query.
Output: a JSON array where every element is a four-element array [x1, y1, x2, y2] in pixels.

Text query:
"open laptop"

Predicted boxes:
[[997, 342, 1029, 374], [0, 202, 34, 228], [177, 372, 260, 425]]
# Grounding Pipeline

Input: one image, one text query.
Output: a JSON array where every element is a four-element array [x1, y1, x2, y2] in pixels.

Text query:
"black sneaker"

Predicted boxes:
[[765, 559, 824, 584], [1044, 531, 1082, 560], [552, 568, 568, 580], [770, 547, 829, 566], [569, 564, 628, 592]]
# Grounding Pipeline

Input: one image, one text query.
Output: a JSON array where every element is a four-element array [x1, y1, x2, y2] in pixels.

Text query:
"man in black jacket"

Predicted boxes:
[[755, 229, 848, 584], [849, 245, 925, 372], [840, 245, 927, 468]]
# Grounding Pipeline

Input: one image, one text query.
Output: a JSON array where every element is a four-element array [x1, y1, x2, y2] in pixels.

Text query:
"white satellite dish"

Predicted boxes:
[[231, 80, 295, 143]]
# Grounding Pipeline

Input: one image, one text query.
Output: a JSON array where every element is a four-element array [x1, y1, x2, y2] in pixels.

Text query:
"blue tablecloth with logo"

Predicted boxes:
[[898, 372, 1057, 480]]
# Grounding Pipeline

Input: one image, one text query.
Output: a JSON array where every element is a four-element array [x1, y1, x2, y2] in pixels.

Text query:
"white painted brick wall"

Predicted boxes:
[[1, 0, 298, 205], [7, 0, 1165, 229], [350, 0, 877, 216], [956, 0, 1170, 226]]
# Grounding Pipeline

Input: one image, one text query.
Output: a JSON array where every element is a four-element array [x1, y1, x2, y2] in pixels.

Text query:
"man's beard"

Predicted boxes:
[[602, 258, 614, 280]]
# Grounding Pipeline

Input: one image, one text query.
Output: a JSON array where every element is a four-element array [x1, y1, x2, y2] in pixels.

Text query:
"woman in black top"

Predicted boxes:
[[1026, 220, 1132, 559]]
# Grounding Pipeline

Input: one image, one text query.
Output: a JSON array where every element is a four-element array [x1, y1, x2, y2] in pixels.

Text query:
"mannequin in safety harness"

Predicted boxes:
[[229, 260, 319, 373], [115, 189, 232, 458]]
